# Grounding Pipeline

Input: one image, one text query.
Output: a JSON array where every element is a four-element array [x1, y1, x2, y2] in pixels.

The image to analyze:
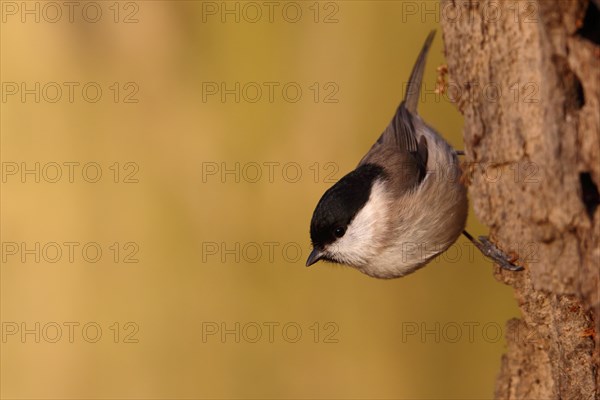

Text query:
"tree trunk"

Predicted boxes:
[[440, 0, 599, 398]]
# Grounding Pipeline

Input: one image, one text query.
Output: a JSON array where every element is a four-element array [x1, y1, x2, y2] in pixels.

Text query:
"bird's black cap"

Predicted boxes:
[[309, 163, 386, 250]]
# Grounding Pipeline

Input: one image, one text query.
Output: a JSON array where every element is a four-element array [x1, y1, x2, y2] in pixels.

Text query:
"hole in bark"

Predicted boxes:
[[580, 172, 599, 219], [574, 77, 585, 109], [576, 0, 600, 45]]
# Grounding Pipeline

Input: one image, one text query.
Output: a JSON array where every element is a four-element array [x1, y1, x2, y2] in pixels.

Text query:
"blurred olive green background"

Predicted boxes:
[[1, 1, 519, 399]]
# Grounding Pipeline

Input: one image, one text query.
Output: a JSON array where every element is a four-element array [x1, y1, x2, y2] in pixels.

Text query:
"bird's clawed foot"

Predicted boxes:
[[463, 231, 524, 271]]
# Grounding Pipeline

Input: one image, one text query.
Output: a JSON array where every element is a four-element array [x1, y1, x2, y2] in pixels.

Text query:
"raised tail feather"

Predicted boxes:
[[403, 30, 436, 114]]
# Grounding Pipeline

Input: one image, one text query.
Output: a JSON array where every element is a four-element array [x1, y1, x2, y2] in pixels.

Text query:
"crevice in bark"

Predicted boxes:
[[552, 54, 585, 111], [580, 172, 600, 219]]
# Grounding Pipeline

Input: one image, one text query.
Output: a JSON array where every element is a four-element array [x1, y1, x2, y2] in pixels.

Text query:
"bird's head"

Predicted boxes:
[[307, 163, 389, 268]]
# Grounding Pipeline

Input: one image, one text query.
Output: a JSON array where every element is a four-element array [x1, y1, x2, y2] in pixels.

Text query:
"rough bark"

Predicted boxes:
[[440, 0, 599, 399]]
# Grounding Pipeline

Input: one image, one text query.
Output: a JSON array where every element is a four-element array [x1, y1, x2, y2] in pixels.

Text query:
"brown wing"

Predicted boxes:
[[359, 103, 428, 190]]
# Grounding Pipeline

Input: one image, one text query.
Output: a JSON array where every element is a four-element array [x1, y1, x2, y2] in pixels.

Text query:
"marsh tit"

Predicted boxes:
[[306, 31, 522, 278]]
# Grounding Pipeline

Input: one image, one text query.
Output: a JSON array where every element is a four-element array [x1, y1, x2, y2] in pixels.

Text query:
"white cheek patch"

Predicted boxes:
[[325, 180, 390, 266]]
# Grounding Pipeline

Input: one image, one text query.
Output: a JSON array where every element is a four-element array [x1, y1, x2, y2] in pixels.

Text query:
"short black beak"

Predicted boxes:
[[306, 248, 323, 267]]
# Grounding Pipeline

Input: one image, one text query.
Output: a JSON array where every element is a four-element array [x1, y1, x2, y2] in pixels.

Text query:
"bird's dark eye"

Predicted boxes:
[[334, 227, 346, 238]]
